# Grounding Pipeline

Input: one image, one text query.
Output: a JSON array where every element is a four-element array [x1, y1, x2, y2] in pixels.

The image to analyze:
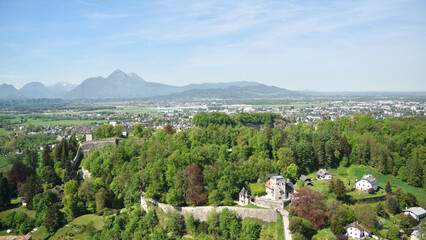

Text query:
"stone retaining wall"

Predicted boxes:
[[80, 139, 120, 152], [141, 194, 277, 222], [252, 197, 285, 209]]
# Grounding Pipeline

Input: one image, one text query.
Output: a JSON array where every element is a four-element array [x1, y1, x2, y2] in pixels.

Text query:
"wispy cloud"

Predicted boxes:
[[84, 12, 136, 20], [74, 0, 101, 8], [0, 74, 25, 79]]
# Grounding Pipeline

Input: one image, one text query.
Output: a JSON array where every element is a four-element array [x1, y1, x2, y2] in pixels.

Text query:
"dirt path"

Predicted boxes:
[[277, 209, 292, 240]]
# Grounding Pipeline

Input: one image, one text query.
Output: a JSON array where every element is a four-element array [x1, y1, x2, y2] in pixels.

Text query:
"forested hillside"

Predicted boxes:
[[0, 113, 424, 239], [81, 114, 425, 209]]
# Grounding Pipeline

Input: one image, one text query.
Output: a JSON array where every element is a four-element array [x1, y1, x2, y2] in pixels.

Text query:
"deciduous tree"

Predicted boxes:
[[290, 187, 327, 229], [185, 165, 206, 205], [8, 161, 28, 188], [63, 180, 83, 220]]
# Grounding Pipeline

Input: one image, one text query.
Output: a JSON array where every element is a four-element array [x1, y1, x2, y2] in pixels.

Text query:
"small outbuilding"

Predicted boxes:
[[299, 175, 312, 186], [316, 169, 332, 180], [239, 187, 250, 206]]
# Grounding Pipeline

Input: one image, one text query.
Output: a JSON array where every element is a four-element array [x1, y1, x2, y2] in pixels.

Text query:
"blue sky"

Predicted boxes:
[[0, 0, 425, 91]]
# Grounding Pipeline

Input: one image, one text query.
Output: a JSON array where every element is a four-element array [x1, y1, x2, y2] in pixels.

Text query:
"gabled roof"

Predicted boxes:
[[316, 169, 328, 176], [266, 173, 278, 179], [271, 175, 284, 180], [403, 207, 426, 216], [347, 221, 371, 234], [265, 180, 274, 190], [360, 174, 379, 185], [240, 187, 248, 196], [300, 175, 310, 181]]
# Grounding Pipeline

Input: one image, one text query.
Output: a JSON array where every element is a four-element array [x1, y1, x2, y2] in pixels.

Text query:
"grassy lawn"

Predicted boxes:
[[350, 166, 426, 199], [249, 182, 266, 196], [276, 212, 284, 240], [0, 164, 13, 172], [0, 206, 35, 219], [307, 165, 426, 201], [242, 217, 275, 227], [0, 155, 15, 172], [0, 156, 10, 168], [71, 214, 104, 230], [0, 128, 14, 136], [50, 214, 104, 240], [237, 204, 268, 209], [30, 226, 49, 240], [10, 198, 21, 205]]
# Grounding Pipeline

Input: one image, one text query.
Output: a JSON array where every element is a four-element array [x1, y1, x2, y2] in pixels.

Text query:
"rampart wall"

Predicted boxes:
[[140, 194, 277, 222], [80, 139, 120, 152]]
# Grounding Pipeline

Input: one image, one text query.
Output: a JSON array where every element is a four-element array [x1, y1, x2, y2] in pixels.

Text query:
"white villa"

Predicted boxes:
[[356, 174, 379, 191], [346, 221, 372, 239]]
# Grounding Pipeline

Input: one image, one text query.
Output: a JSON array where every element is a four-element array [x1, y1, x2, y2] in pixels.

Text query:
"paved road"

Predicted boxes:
[[277, 209, 292, 240]]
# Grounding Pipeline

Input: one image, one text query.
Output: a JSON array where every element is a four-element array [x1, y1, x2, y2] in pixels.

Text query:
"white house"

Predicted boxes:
[[346, 221, 371, 239], [403, 207, 426, 221], [265, 175, 293, 200], [356, 174, 379, 191]]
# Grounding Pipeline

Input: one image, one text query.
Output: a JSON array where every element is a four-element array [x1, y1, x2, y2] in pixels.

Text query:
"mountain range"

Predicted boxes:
[[0, 69, 295, 99]]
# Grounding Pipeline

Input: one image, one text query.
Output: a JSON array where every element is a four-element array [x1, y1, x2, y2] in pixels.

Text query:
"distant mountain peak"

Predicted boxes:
[[127, 72, 142, 79], [108, 69, 127, 78]]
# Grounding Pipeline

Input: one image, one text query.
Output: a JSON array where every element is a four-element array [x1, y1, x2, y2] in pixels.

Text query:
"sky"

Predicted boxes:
[[0, 0, 425, 91]]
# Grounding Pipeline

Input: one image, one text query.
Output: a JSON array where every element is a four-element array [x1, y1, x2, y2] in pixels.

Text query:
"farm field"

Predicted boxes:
[[22, 118, 106, 127]]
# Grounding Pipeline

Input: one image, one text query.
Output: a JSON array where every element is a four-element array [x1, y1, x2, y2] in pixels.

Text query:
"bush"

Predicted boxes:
[[289, 216, 312, 238], [293, 232, 307, 240], [368, 188, 374, 194]]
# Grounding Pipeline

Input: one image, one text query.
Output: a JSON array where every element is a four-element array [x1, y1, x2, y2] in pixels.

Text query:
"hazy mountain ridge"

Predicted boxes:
[[0, 83, 21, 99], [19, 82, 55, 98], [2, 70, 294, 99], [64, 69, 281, 99], [64, 70, 177, 99], [151, 84, 298, 100]]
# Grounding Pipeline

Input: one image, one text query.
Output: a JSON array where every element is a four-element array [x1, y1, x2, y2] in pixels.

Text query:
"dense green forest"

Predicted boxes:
[[0, 113, 425, 239], [81, 114, 425, 207]]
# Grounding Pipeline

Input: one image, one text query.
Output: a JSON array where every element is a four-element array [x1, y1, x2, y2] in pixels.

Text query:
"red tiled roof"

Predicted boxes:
[[265, 180, 274, 190]]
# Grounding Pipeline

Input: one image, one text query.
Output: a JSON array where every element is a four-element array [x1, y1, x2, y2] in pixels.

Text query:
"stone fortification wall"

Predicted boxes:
[[253, 197, 285, 209], [80, 139, 120, 152], [177, 206, 277, 222], [73, 139, 122, 171], [141, 194, 277, 223]]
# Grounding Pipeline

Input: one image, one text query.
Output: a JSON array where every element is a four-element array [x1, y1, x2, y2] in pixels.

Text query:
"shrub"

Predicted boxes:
[[368, 188, 375, 194]]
